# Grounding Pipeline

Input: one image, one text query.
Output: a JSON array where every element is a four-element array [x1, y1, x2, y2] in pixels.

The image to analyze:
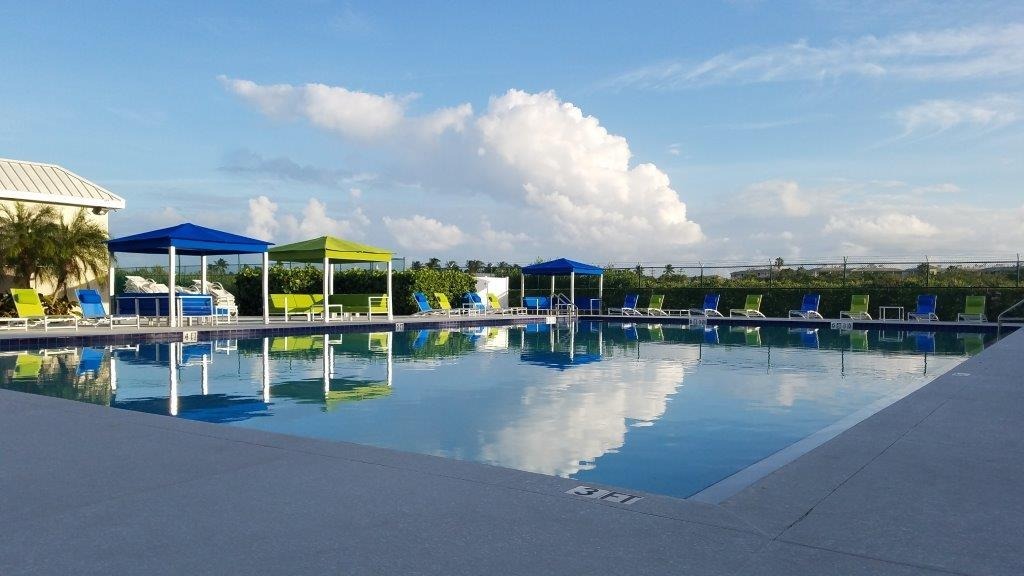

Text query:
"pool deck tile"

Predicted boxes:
[[1, 325, 1022, 574]]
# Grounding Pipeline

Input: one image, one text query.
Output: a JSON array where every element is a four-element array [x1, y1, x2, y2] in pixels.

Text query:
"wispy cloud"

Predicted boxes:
[[609, 23, 1024, 89], [894, 95, 1021, 136], [219, 149, 376, 190]]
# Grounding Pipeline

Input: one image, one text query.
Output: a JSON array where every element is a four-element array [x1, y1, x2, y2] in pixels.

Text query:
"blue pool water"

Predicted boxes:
[[0, 322, 995, 498]]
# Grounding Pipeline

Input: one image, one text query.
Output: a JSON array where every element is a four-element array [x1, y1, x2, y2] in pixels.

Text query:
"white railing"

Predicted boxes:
[[552, 293, 578, 317], [997, 298, 1024, 336]]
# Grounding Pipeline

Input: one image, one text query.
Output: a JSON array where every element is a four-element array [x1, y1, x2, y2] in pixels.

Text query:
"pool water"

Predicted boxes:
[[0, 322, 994, 499]]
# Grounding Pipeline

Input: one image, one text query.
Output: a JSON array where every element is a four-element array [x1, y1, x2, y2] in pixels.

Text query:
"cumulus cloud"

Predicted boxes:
[[383, 215, 466, 250], [245, 195, 368, 242], [823, 213, 940, 245], [737, 180, 814, 217], [219, 76, 410, 140], [609, 23, 1024, 89], [895, 95, 1021, 136], [223, 79, 703, 259]]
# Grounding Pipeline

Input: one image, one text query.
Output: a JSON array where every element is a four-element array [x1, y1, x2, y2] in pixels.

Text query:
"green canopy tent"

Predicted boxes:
[[268, 236, 394, 322]]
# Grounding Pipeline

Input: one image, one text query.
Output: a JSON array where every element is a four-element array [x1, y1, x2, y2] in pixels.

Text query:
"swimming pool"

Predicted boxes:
[[0, 322, 995, 499]]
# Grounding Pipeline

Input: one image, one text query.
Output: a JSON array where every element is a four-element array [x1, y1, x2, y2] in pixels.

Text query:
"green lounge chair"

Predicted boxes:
[[957, 296, 987, 322], [643, 294, 667, 316], [487, 293, 526, 315], [434, 293, 464, 315], [10, 288, 78, 331], [839, 294, 872, 320], [729, 294, 765, 318], [328, 294, 387, 320]]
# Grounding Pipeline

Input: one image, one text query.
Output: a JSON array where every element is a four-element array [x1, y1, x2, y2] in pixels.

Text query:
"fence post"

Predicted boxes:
[[842, 257, 847, 287], [924, 256, 930, 288], [699, 263, 704, 288], [1017, 253, 1020, 288]]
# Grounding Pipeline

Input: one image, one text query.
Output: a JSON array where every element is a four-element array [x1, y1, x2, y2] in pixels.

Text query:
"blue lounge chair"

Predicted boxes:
[[462, 292, 488, 313], [75, 289, 140, 329], [688, 294, 723, 317], [908, 294, 939, 321], [608, 294, 640, 315], [789, 293, 823, 319], [412, 292, 446, 316], [523, 296, 551, 314]]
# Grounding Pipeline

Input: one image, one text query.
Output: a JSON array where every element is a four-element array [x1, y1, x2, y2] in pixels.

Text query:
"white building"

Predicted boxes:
[[0, 158, 126, 296]]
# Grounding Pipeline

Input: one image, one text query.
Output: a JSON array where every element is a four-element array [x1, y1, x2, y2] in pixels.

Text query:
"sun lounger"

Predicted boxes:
[[10, 288, 78, 331], [643, 294, 667, 316], [957, 295, 986, 322], [487, 293, 526, 315], [688, 294, 723, 317], [434, 293, 466, 315], [608, 294, 641, 315], [839, 294, 872, 320], [907, 294, 939, 321], [75, 289, 140, 329], [789, 294, 823, 319], [412, 292, 447, 316], [729, 294, 765, 317]]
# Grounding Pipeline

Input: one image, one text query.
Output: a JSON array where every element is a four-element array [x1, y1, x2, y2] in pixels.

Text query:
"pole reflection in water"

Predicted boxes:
[[262, 337, 270, 403], [168, 342, 179, 416]]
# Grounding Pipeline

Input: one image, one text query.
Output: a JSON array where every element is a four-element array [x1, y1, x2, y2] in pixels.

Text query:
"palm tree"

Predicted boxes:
[[49, 209, 110, 299], [0, 203, 60, 286]]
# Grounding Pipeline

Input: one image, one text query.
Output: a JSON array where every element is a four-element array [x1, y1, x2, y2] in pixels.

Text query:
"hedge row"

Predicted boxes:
[[233, 265, 476, 316]]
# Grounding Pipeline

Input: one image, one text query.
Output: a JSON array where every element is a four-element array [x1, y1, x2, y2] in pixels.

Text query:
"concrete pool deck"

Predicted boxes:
[[1, 326, 1022, 574]]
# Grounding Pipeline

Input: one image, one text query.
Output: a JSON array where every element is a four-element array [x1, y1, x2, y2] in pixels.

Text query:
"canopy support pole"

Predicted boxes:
[[386, 259, 394, 321], [168, 246, 177, 328], [570, 271, 576, 313], [200, 255, 207, 294], [323, 256, 330, 323], [550, 276, 555, 299], [262, 252, 270, 325], [520, 273, 525, 307], [329, 264, 335, 294], [107, 253, 115, 309], [599, 274, 604, 313]]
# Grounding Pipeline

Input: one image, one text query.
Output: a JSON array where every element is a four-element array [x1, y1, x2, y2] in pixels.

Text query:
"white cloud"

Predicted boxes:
[[610, 23, 1024, 88], [479, 218, 531, 253], [667, 143, 682, 156], [738, 180, 814, 217], [246, 195, 367, 242], [245, 195, 279, 240], [219, 76, 408, 140], [475, 90, 703, 255], [823, 213, 940, 245], [383, 215, 466, 251], [223, 80, 704, 259], [895, 95, 1021, 136]]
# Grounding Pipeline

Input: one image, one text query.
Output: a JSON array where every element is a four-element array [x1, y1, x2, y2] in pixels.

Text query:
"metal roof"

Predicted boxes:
[[0, 158, 126, 210]]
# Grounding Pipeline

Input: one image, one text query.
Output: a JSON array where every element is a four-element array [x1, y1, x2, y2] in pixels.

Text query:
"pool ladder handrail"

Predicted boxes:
[[996, 297, 1024, 337], [552, 293, 578, 317]]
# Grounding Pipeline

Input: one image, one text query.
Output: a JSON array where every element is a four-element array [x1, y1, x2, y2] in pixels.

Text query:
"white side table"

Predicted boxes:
[[879, 306, 904, 322]]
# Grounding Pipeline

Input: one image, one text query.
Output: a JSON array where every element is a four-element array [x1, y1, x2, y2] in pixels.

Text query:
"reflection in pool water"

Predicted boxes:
[[0, 322, 995, 498]]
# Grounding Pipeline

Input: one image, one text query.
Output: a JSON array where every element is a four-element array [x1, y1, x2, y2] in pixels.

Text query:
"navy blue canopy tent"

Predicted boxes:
[[107, 223, 273, 326], [519, 258, 604, 312]]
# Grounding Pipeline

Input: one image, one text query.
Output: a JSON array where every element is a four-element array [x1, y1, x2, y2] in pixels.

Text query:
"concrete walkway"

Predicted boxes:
[[1, 329, 1021, 574]]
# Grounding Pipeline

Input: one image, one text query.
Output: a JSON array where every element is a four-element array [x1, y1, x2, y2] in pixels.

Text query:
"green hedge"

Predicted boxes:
[[589, 287, 1024, 320], [233, 265, 476, 316]]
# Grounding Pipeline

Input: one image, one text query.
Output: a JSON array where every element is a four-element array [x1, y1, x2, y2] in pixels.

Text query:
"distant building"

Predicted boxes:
[[0, 158, 125, 295], [730, 266, 791, 280]]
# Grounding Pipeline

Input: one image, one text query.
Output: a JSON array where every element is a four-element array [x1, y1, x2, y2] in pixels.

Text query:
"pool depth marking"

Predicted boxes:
[[567, 485, 643, 505]]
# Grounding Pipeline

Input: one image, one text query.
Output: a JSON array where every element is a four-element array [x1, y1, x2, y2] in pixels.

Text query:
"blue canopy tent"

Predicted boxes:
[[520, 258, 604, 313], [107, 223, 273, 327]]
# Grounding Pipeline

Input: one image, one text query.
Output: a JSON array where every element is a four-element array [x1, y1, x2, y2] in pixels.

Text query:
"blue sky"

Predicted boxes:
[[2, 1, 1023, 265]]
